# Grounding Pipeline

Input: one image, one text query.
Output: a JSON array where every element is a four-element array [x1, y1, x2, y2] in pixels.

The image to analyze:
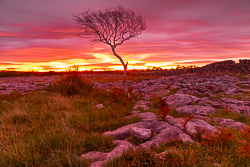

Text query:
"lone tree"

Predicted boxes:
[[73, 6, 146, 98]]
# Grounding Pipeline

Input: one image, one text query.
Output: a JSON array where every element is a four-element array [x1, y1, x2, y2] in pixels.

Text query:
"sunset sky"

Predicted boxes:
[[1, 0, 250, 71]]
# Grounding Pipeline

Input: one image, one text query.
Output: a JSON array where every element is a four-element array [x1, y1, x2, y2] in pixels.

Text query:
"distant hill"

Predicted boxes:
[[195, 59, 250, 74], [130, 59, 250, 77]]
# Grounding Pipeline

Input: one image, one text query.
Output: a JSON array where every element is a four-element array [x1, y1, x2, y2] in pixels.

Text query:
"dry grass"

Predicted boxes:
[[0, 72, 249, 166], [0, 74, 139, 166]]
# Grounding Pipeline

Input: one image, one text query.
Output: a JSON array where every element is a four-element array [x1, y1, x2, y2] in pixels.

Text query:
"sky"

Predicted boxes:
[[0, 0, 250, 71]]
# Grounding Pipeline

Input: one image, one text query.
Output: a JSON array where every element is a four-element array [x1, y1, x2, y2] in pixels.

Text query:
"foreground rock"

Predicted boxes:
[[79, 140, 136, 167], [165, 94, 200, 108], [80, 92, 249, 166], [81, 111, 196, 166], [176, 105, 216, 116], [185, 119, 220, 139], [0, 75, 59, 95]]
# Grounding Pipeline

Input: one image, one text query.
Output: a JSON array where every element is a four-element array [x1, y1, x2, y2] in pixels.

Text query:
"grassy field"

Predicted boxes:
[[0, 73, 250, 166]]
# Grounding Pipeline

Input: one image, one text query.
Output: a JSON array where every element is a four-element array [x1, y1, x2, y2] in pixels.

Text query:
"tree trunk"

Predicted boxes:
[[111, 46, 131, 98]]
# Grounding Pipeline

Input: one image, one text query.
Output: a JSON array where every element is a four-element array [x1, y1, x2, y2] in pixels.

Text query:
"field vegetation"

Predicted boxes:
[[0, 72, 250, 166]]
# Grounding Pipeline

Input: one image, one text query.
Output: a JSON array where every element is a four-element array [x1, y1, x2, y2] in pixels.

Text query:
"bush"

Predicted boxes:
[[47, 72, 93, 96]]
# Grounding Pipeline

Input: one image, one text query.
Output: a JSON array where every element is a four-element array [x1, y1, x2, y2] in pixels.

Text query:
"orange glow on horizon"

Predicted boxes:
[[1, 56, 248, 72]]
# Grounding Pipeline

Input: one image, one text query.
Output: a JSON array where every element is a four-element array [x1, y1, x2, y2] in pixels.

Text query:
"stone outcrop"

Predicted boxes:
[[185, 119, 220, 139], [165, 93, 200, 108], [78, 72, 249, 166], [0, 75, 59, 95], [79, 140, 136, 167], [1, 66, 249, 166], [131, 127, 152, 141], [176, 105, 216, 116]]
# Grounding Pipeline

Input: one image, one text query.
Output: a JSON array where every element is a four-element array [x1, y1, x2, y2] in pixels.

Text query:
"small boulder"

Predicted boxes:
[[96, 104, 104, 109], [178, 133, 194, 143], [165, 115, 185, 130], [79, 140, 136, 167], [140, 126, 182, 150], [219, 121, 247, 131], [185, 119, 220, 138], [193, 115, 211, 122], [131, 127, 151, 141], [102, 122, 151, 139], [151, 90, 170, 97], [166, 93, 200, 108], [153, 121, 172, 134], [137, 112, 158, 122]]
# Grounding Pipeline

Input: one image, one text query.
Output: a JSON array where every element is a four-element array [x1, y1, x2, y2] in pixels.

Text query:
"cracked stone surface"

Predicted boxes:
[[78, 72, 249, 166], [176, 105, 216, 116], [3, 72, 249, 166], [131, 127, 152, 141]]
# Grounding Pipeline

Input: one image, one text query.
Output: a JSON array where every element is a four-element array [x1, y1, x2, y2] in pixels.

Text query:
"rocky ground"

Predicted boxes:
[[0, 74, 123, 95], [0, 75, 60, 95], [1, 73, 250, 167], [85, 73, 250, 166]]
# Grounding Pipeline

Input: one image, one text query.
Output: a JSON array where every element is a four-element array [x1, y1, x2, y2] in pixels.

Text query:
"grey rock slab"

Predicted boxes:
[[185, 119, 220, 138], [193, 115, 211, 122], [131, 127, 152, 141], [153, 121, 173, 134], [211, 118, 235, 124], [165, 115, 185, 130], [80, 140, 136, 167], [225, 88, 237, 94], [176, 105, 216, 116], [219, 121, 247, 131], [102, 122, 151, 140], [107, 140, 136, 159], [140, 86, 157, 93], [166, 93, 200, 108], [151, 89, 170, 97], [140, 126, 183, 150], [222, 98, 244, 105], [178, 133, 194, 143], [223, 104, 241, 114], [137, 112, 159, 122]]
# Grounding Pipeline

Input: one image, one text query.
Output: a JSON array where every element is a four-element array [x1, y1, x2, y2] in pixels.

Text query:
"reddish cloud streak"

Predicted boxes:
[[0, 0, 250, 71]]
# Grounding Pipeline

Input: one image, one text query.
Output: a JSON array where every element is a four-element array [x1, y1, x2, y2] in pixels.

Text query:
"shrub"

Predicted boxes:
[[47, 72, 93, 96]]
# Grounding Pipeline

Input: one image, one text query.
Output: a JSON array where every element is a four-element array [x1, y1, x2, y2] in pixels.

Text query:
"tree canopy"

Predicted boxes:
[[73, 6, 146, 47]]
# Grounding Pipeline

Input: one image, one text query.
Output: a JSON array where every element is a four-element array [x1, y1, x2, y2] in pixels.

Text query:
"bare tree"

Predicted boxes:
[[73, 6, 146, 98]]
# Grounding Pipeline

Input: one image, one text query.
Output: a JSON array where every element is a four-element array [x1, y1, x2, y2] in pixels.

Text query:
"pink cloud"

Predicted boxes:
[[1, 0, 250, 71]]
